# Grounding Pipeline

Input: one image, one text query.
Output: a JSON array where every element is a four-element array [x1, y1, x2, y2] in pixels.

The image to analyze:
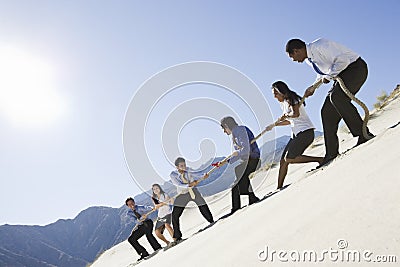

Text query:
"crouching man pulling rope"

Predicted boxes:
[[286, 38, 374, 168], [169, 157, 214, 245]]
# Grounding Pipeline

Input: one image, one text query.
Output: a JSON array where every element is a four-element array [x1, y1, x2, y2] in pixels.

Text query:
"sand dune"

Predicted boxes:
[[92, 89, 400, 267]]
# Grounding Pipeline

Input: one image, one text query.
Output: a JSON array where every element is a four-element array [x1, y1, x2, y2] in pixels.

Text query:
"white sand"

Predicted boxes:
[[92, 92, 400, 267]]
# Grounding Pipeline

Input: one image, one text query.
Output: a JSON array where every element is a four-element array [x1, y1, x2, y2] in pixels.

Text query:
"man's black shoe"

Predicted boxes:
[[249, 196, 260, 205], [168, 237, 183, 248], [316, 155, 337, 169], [230, 208, 239, 215], [355, 133, 375, 147], [137, 252, 149, 261]]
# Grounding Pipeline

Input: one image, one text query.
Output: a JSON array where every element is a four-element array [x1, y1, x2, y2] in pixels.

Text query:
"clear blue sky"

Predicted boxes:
[[0, 0, 399, 225]]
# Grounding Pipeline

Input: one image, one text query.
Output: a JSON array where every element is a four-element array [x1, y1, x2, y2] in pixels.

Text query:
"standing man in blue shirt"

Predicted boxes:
[[216, 116, 260, 214], [170, 157, 214, 244], [125, 197, 162, 261], [286, 38, 374, 167]]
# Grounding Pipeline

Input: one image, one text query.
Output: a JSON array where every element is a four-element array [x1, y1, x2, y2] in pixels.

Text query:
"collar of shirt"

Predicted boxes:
[[171, 169, 196, 183], [128, 205, 152, 217], [305, 39, 330, 77]]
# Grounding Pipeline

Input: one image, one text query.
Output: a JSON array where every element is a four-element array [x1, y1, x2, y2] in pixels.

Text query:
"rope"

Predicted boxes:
[[299, 79, 324, 106], [254, 80, 325, 140], [130, 155, 234, 231], [333, 76, 371, 140], [301, 77, 371, 140], [132, 77, 372, 231], [131, 207, 156, 232]]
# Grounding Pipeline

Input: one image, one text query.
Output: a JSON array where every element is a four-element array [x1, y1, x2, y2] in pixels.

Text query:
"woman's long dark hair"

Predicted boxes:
[[272, 81, 305, 106], [152, 183, 166, 204]]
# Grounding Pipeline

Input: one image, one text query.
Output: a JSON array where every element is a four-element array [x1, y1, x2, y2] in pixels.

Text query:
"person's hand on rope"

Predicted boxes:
[[304, 85, 316, 97], [305, 78, 326, 98], [265, 123, 275, 131], [212, 160, 228, 168], [155, 203, 164, 210], [189, 181, 199, 187], [279, 113, 289, 121], [211, 162, 220, 167]]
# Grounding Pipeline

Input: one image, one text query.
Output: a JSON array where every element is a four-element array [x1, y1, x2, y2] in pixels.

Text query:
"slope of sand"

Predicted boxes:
[[92, 91, 400, 267]]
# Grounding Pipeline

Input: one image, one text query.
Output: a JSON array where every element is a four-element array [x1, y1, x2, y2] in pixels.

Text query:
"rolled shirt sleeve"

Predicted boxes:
[[229, 126, 259, 164], [170, 171, 189, 188]]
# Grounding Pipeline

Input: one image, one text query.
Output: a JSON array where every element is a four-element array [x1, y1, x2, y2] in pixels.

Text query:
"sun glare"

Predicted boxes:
[[0, 46, 66, 128]]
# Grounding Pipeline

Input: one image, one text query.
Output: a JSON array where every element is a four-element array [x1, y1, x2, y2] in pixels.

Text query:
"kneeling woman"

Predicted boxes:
[[151, 184, 174, 246], [267, 81, 323, 189]]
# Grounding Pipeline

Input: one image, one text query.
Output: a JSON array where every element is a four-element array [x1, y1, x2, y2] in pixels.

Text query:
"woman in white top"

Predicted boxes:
[[267, 81, 323, 189], [151, 184, 174, 246]]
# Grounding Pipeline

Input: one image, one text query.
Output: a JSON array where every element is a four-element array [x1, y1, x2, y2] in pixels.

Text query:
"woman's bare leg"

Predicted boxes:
[[155, 228, 169, 245]]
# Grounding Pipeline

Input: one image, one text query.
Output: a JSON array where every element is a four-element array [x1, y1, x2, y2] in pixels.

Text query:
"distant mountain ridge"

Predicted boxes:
[[0, 206, 135, 267], [0, 133, 322, 267]]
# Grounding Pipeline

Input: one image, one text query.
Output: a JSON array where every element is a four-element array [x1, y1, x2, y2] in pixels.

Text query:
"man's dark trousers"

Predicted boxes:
[[232, 158, 260, 212], [128, 220, 161, 256], [321, 57, 369, 159], [172, 188, 213, 239]]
